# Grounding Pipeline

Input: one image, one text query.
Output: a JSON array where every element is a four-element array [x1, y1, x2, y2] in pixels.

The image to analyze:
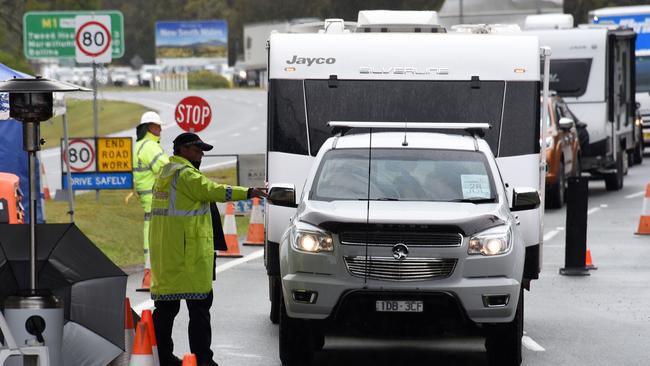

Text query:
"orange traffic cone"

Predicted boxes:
[[140, 310, 160, 366], [182, 354, 197, 366], [129, 322, 155, 366], [137, 268, 151, 292], [40, 160, 51, 200], [585, 248, 597, 270], [636, 184, 650, 235], [217, 202, 243, 258], [244, 198, 265, 246]]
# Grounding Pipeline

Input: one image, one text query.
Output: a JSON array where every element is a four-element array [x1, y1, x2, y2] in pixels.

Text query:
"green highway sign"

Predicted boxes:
[[23, 11, 124, 59]]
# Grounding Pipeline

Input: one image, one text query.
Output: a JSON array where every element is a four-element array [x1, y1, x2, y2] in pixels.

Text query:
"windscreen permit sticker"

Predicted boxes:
[[461, 175, 491, 199]]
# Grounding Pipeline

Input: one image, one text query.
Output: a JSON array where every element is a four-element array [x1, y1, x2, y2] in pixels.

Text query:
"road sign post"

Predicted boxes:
[[74, 14, 113, 200], [175, 96, 212, 133]]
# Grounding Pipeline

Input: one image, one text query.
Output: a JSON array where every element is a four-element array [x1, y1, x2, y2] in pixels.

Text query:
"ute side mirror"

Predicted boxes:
[[268, 183, 297, 208], [558, 117, 574, 131], [511, 187, 540, 211]]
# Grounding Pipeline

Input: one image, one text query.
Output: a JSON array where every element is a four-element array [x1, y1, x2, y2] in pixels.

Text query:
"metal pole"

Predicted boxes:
[[93, 62, 99, 201], [24, 121, 39, 292], [62, 114, 75, 222], [459, 0, 464, 24]]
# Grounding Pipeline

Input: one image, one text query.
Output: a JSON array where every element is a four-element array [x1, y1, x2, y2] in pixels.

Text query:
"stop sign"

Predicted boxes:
[[175, 96, 212, 133]]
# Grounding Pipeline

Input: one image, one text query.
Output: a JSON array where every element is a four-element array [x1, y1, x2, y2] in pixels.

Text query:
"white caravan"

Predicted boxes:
[[524, 14, 638, 190], [590, 5, 650, 153], [264, 12, 548, 335]]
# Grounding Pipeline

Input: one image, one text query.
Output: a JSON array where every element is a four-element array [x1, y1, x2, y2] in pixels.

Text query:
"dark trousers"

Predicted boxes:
[[153, 291, 214, 364]]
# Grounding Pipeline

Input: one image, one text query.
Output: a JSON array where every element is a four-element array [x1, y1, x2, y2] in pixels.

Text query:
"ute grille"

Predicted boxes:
[[339, 231, 461, 247], [344, 256, 457, 281]]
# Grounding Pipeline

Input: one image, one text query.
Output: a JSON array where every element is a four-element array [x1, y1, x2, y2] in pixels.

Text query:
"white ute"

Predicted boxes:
[[264, 10, 550, 366]]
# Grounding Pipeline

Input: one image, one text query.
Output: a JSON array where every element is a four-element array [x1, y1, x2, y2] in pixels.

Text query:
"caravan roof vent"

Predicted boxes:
[[524, 14, 574, 30], [319, 19, 349, 34], [356, 10, 445, 33], [451, 24, 521, 34]]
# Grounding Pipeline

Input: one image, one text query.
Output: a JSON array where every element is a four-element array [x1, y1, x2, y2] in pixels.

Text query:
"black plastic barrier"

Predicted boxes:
[[560, 176, 590, 276]]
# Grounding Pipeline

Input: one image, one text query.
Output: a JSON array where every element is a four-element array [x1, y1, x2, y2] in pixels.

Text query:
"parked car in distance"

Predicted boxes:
[[544, 95, 581, 208]]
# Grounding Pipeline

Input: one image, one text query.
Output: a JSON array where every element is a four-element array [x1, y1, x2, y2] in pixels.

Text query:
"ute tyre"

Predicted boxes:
[[279, 299, 314, 365], [605, 151, 624, 191], [547, 161, 565, 209], [269, 276, 281, 324], [485, 287, 524, 366]]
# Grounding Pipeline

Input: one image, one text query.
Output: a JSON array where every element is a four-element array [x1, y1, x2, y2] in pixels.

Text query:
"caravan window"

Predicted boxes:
[[546, 59, 592, 97], [268, 79, 540, 158]]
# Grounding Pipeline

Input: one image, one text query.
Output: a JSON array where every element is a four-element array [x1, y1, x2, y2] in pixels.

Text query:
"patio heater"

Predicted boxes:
[[0, 76, 89, 366]]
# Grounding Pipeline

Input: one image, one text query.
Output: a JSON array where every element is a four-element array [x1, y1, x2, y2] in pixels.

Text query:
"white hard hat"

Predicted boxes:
[[139, 111, 163, 125]]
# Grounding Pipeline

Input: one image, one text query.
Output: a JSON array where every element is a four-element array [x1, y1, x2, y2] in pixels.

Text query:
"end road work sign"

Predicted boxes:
[[24, 11, 124, 59], [61, 136, 133, 190]]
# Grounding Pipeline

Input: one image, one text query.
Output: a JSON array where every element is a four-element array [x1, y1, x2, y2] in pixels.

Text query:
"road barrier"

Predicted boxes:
[[129, 322, 154, 366], [217, 202, 243, 258], [150, 73, 188, 92], [635, 184, 650, 235], [560, 176, 591, 276], [243, 197, 265, 246]]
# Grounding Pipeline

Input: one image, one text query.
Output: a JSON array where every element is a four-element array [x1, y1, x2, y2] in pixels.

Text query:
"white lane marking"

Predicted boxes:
[[625, 191, 645, 199], [543, 230, 559, 242], [556, 226, 565, 231], [134, 250, 264, 313], [249, 126, 259, 131], [522, 335, 546, 351], [230, 132, 241, 137], [216, 249, 264, 274]]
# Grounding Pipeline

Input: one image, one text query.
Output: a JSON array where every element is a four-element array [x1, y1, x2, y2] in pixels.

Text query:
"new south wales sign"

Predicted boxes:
[[23, 11, 124, 59]]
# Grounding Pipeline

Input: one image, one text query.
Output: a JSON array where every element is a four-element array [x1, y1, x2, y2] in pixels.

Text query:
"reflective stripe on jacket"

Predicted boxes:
[[149, 155, 249, 300], [133, 132, 169, 196]]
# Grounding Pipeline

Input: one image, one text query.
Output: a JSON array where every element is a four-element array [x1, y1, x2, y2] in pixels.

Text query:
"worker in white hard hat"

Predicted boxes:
[[133, 111, 169, 291]]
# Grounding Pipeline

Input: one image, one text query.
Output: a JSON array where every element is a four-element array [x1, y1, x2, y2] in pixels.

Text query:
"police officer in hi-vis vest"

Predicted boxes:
[[149, 132, 266, 366], [133, 111, 169, 292]]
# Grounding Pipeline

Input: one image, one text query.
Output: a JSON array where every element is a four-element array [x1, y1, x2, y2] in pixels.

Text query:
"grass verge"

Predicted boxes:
[[45, 167, 251, 268], [40, 99, 148, 150]]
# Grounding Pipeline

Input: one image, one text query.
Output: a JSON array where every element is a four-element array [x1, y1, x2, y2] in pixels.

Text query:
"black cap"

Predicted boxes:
[[173, 132, 213, 151]]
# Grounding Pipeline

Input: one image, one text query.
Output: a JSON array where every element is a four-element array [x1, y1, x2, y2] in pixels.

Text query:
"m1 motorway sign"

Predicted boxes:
[[75, 15, 112, 64], [175, 96, 212, 133], [23, 11, 124, 59], [61, 137, 133, 190]]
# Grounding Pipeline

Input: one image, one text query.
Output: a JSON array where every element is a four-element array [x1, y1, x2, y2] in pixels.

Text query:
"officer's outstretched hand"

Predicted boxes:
[[248, 187, 268, 199]]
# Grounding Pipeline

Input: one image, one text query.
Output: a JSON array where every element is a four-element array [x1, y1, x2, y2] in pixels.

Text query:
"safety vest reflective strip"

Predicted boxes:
[[151, 166, 210, 217]]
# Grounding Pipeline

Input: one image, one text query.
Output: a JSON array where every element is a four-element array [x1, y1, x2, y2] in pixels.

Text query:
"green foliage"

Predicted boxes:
[[0, 51, 33, 74], [188, 70, 231, 89]]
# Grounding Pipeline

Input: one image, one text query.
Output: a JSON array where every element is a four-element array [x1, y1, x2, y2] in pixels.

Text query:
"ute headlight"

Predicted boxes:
[[468, 225, 512, 256], [292, 222, 333, 253], [545, 136, 554, 148]]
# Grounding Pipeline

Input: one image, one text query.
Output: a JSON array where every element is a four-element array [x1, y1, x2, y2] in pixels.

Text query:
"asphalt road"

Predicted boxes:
[[124, 154, 650, 366], [40, 89, 267, 192]]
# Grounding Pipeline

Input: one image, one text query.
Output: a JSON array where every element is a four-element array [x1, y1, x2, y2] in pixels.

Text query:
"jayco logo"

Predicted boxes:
[[286, 55, 336, 66]]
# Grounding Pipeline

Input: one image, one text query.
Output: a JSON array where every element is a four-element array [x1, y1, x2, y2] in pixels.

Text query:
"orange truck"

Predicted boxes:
[[0, 172, 25, 224]]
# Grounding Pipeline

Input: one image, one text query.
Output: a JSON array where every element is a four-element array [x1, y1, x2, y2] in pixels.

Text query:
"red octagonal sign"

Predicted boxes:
[[175, 96, 212, 133]]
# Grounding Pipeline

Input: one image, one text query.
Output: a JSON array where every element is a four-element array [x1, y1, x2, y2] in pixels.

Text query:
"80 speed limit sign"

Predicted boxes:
[[75, 15, 112, 64], [62, 138, 96, 173]]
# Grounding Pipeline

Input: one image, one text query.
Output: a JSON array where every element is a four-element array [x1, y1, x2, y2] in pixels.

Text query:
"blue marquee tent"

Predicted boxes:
[[0, 63, 44, 223]]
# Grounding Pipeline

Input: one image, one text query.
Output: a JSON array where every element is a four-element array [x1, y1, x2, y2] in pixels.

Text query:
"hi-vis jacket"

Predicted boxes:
[[133, 132, 169, 199], [149, 155, 249, 300]]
